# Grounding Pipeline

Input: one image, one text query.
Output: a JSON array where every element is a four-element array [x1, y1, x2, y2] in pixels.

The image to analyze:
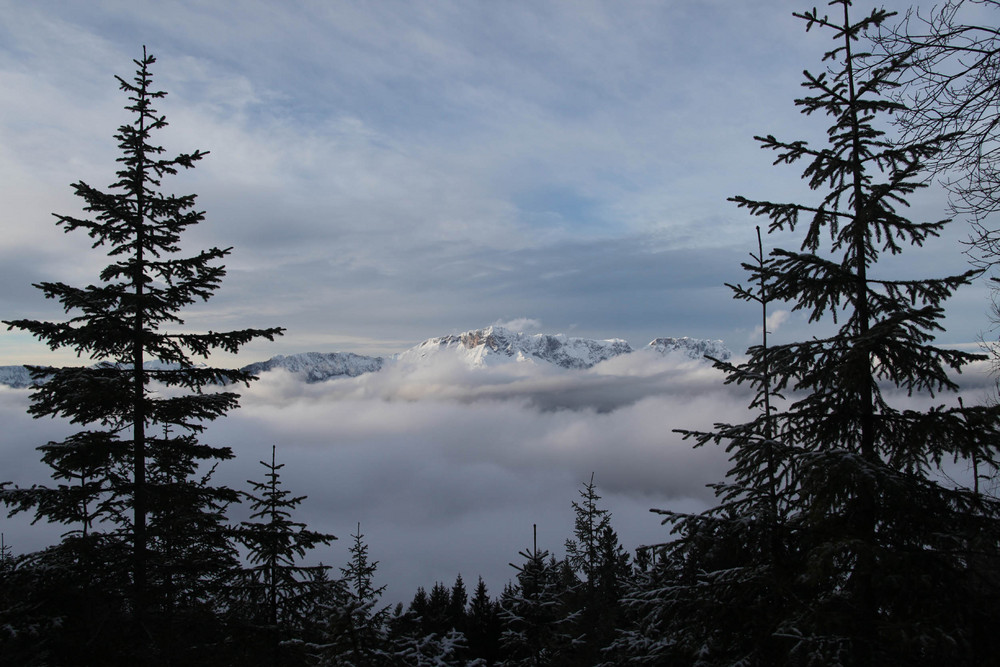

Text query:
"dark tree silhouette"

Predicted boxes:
[[499, 526, 574, 666], [618, 2, 1000, 664], [870, 1, 1000, 226], [562, 474, 630, 664], [2, 48, 282, 662], [236, 444, 335, 663], [313, 524, 391, 666], [870, 1, 1000, 411]]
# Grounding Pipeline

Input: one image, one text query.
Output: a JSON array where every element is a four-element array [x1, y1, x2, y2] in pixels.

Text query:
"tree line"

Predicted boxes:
[[4, 1, 1000, 664]]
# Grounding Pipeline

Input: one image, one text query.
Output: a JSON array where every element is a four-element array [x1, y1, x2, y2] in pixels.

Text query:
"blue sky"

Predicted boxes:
[[1, 0, 987, 365]]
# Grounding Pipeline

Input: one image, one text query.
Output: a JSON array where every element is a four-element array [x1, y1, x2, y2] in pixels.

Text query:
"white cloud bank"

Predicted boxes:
[[3, 351, 993, 602]]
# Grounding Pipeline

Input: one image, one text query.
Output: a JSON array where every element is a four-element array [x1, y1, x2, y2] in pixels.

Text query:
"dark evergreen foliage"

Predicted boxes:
[[562, 474, 631, 665], [313, 524, 392, 666], [0, 48, 282, 663], [234, 444, 336, 664], [618, 2, 1000, 664], [608, 227, 798, 665], [498, 528, 576, 666], [5, 11, 1000, 667], [466, 577, 502, 666], [447, 574, 469, 637]]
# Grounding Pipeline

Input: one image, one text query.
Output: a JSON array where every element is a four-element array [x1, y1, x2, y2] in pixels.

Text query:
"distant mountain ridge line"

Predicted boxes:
[[0, 325, 731, 388]]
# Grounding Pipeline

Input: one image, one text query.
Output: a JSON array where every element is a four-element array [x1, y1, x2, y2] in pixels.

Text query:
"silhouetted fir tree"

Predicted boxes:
[[498, 527, 575, 667], [387, 579, 473, 666], [1, 48, 283, 663], [313, 524, 391, 666], [400, 586, 430, 637], [562, 474, 631, 664], [466, 577, 502, 666], [595, 528, 631, 604], [621, 2, 1000, 665], [448, 574, 469, 636], [235, 444, 336, 664], [0, 535, 11, 570], [565, 474, 611, 591], [426, 581, 454, 636]]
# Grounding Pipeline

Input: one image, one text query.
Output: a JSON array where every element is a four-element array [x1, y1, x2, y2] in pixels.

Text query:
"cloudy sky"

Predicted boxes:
[[1, 1, 997, 601], [1, 0, 990, 364]]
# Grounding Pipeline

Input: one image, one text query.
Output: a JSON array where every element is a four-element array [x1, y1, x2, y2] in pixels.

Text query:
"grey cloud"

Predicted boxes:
[[2, 347, 992, 602]]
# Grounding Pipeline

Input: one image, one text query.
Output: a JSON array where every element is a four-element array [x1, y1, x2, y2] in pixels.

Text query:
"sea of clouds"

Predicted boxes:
[[1, 349, 993, 602]]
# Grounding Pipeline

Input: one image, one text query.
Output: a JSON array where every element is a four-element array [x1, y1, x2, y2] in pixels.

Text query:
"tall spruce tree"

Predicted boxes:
[[732, 5, 1000, 661], [2, 48, 283, 661], [466, 577, 502, 666], [498, 526, 575, 667], [314, 524, 391, 666], [619, 2, 1000, 665], [563, 474, 630, 664], [447, 574, 469, 641]]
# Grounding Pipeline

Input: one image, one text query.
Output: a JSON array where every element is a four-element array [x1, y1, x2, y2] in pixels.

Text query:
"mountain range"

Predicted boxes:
[[0, 325, 731, 388]]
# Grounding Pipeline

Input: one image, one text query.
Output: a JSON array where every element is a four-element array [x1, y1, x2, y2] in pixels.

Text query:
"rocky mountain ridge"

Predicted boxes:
[[0, 326, 731, 387]]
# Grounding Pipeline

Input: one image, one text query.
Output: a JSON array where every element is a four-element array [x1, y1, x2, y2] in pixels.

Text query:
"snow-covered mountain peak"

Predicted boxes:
[[0, 365, 34, 389], [396, 326, 633, 370], [648, 337, 732, 362], [0, 329, 732, 388], [241, 352, 383, 383]]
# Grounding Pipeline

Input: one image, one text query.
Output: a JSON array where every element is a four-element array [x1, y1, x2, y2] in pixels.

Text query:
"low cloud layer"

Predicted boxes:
[[3, 352, 993, 602], [206, 352, 743, 597]]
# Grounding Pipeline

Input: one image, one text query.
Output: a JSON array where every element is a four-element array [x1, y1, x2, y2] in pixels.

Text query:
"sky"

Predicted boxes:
[[1, 0, 998, 601], [1, 0, 991, 364]]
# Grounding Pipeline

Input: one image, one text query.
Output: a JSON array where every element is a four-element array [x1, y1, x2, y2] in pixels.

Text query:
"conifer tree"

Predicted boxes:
[[1, 48, 283, 660], [498, 527, 574, 667], [0, 534, 11, 570], [447, 574, 469, 637], [425, 581, 454, 637], [236, 444, 336, 662], [562, 474, 630, 664], [608, 227, 797, 665], [314, 524, 391, 666], [564, 473, 611, 590], [388, 577, 473, 666], [628, 2, 1000, 664], [466, 577, 502, 666]]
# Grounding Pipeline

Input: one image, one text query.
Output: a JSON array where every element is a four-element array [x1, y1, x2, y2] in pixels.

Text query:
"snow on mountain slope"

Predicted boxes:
[[240, 352, 384, 383], [0, 365, 34, 389], [393, 325, 634, 370], [648, 337, 731, 362], [0, 328, 731, 388], [0, 361, 201, 389]]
